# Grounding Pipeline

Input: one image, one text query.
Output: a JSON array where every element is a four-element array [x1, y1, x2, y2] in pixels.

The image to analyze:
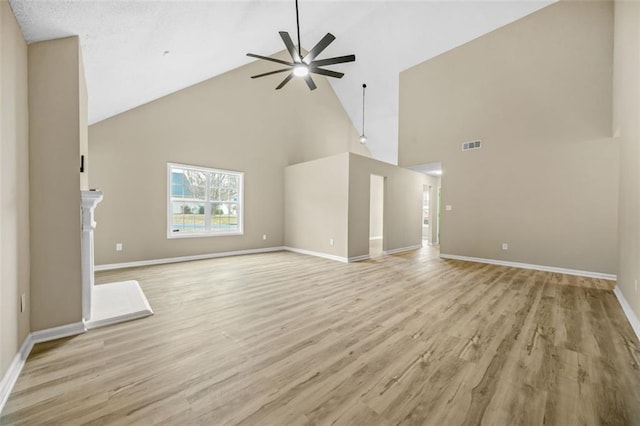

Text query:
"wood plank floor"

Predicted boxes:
[[2, 247, 639, 425]]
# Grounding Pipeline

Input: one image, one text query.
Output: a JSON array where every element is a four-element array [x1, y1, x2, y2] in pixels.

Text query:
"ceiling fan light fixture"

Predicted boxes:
[[293, 64, 309, 77], [246, 0, 355, 90]]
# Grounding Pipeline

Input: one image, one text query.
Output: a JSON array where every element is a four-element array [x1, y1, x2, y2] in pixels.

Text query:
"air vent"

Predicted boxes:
[[462, 140, 481, 151]]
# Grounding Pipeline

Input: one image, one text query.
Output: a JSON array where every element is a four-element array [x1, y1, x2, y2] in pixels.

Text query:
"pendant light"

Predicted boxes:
[[359, 83, 367, 144]]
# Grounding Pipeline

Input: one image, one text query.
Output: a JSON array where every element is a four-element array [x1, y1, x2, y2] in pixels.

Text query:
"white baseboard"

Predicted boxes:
[[348, 254, 371, 262], [283, 246, 348, 263], [288, 244, 422, 263], [0, 335, 33, 415], [369, 236, 383, 241], [0, 321, 86, 414], [383, 244, 423, 255], [96, 244, 426, 271], [30, 321, 87, 344], [95, 246, 285, 271], [613, 287, 640, 343], [439, 253, 617, 281]]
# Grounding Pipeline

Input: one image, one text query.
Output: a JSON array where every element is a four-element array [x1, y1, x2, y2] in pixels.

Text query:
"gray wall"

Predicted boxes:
[[399, 1, 618, 274]]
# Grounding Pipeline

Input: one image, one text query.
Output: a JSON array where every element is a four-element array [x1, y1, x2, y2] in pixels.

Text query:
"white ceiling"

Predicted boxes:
[[9, 0, 552, 164]]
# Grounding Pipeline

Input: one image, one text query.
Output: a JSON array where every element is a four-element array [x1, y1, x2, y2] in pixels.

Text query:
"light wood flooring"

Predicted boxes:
[[2, 247, 639, 425]]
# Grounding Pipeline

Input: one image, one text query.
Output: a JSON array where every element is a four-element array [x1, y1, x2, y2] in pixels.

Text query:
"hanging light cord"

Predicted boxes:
[[295, 0, 302, 58], [362, 83, 367, 136]]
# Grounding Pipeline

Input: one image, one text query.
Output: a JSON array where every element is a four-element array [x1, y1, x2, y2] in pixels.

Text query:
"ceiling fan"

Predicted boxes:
[[246, 0, 356, 91]]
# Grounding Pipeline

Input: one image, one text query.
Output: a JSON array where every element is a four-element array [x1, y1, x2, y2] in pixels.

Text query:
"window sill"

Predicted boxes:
[[167, 231, 244, 239]]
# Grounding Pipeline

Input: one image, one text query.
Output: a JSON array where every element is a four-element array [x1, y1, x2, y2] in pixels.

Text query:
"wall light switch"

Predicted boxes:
[[262, 234, 267, 241], [330, 238, 335, 246], [20, 293, 26, 313], [501, 243, 508, 250], [116, 243, 123, 251], [445, 205, 452, 211]]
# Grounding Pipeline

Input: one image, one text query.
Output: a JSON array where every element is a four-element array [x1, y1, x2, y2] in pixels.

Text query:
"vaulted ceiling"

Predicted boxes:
[[9, 0, 552, 164]]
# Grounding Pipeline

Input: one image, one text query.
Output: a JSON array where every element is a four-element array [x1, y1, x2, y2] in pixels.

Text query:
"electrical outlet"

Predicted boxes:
[[262, 234, 267, 241], [445, 205, 452, 211], [330, 238, 335, 246], [20, 293, 26, 313], [116, 243, 123, 251], [501, 243, 508, 250]]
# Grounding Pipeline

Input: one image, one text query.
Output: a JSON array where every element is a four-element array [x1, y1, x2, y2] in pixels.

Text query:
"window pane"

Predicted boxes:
[[171, 169, 191, 198], [183, 169, 206, 200], [211, 203, 238, 231], [228, 176, 239, 202], [171, 202, 206, 233], [209, 173, 221, 201], [222, 174, 230, 201]]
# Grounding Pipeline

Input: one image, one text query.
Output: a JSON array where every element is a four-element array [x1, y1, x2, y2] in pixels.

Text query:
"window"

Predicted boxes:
[[167, 163, 243, 238]]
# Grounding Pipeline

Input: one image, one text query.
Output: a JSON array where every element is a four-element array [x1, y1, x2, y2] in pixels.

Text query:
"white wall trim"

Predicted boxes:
[[0, 321, 86, 414], [30, 322, 87, 344], [383, 244, 423, 255], [283, 246, 349, 263], [439, 253, 617, 281], [613, 287, 640, 343], [96, 244, 427, 271], [348, 254, 371, 263], [95, 246, 285, 271], [0, 335, 33, 415], [369, 236, 383, 241]]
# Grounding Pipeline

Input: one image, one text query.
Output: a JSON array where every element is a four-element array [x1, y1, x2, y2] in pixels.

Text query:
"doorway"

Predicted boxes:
[[369, 174, 384, 258], [423, 185, 431, 245]]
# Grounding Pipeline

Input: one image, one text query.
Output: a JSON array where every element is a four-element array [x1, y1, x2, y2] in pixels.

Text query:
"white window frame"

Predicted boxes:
[[167, 162, 244, 239]]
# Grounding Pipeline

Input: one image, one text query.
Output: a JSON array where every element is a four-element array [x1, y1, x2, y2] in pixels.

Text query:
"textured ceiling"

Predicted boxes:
[[9, 0, 552, 164]]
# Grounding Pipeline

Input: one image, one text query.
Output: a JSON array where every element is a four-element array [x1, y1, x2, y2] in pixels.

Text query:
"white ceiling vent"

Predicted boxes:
[[462, 140, 482, 151]]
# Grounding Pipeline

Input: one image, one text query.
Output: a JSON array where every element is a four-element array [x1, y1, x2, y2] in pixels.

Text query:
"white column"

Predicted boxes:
[[81, 190, 104, 322]]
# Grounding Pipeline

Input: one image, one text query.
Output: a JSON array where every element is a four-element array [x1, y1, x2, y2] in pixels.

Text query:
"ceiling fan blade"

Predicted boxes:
[[304, 75, 317, 91], [303, 33, 336, 64], [251, 68, 292, 79], [310, 54, 356, 67], [310, 67, 344, 79], [276, 72, 295, 90], [279, 31, 302, 63], [247, 53, 293, 67]]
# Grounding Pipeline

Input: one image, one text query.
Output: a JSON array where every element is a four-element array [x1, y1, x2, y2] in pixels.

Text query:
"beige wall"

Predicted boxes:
[[284, 152, 427, 260], [29, 36, 85, 330], [399, 1, 618, 274], [89, 57, 369, 265], [79, 48, 89, 191], [613, 1, 640, 317], [0, 0, 29, 380], [369, 174, 384, 239], [348, 153, 427, 259], [284, 153, 349, 258]]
